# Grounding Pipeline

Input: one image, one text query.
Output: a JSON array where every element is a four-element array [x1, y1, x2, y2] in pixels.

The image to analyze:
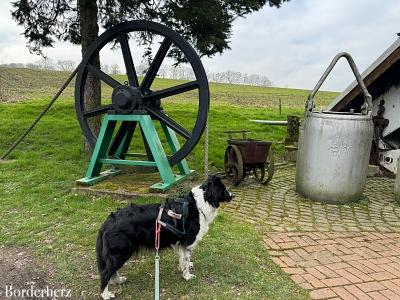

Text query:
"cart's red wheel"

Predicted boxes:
[[224, 145, 244, 185]]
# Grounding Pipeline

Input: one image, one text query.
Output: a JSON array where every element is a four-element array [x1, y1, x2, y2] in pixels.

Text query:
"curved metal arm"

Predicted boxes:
[[306, 52, 372, 114]]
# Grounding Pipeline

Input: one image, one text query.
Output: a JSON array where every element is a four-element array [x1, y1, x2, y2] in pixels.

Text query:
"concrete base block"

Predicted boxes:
[[284, 145, 298, 162]]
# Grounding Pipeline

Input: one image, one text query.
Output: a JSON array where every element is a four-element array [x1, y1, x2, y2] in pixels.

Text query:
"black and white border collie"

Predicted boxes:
[[96, 175, 234, 299]]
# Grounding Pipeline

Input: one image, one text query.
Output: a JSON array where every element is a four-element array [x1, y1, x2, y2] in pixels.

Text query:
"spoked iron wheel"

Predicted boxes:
[[75, 20, 209, 166], [253, 149, 275, 184], [224, 145, 244, 186]]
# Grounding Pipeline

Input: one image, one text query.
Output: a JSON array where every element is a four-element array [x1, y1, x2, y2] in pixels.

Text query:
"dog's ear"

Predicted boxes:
[[201, 176, 223, 208]]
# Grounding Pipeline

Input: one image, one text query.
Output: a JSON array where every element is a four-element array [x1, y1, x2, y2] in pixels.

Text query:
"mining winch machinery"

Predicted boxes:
[[74, 20, 209, 191]]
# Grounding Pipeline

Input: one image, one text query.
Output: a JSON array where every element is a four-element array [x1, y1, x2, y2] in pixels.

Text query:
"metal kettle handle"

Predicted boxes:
[[306, 52, 372, 114]]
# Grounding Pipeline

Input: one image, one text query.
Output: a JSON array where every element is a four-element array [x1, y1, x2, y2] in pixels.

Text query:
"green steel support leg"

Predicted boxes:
[[139, 115, 176, 187], [77, 114, 195, 191], [76, 115, 120, 185], [140, 126, 155, 161]]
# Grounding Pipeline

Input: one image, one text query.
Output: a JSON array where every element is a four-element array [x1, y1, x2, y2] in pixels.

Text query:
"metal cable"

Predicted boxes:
[[1, 66, 79, 160]]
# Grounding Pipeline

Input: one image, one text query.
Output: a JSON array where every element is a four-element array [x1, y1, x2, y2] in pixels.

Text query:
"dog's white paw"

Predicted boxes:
[[100, 290, 109, 300], [183, 272, 196, 281], [118, 276, 127, 284], [101, 290, 115, 300], [100, 293, 109, 300]]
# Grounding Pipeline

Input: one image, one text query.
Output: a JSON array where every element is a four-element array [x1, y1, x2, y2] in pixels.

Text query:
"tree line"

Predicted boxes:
[[0, 58, 273, 87]]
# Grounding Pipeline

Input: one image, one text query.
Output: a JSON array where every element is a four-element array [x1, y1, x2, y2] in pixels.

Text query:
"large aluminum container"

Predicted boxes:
[[296, 53, 373, 204], [395, 158, 400, 203], [296, 111, 373, 203]]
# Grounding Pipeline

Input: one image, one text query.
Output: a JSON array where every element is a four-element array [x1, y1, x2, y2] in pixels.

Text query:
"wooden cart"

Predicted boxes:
[[224, 130, 274, 186]]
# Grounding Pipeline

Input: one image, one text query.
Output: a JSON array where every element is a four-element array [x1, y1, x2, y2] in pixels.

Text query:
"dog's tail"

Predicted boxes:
[[96, 229, 106, 275], [96, 230, 115, 291]]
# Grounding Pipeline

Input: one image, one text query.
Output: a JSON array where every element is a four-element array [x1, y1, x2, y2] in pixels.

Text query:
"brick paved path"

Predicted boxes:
[[224, 166, 400, 299]]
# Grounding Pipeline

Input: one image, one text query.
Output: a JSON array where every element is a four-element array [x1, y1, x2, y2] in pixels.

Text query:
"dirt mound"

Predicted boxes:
[[0, 246, 71, 299]]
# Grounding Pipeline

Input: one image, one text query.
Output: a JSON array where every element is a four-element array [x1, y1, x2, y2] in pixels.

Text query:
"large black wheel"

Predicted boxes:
[[75, 20, 209, 166]]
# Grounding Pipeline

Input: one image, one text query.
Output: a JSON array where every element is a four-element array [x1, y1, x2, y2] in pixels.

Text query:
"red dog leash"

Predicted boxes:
[[155, 219, 161, 252]]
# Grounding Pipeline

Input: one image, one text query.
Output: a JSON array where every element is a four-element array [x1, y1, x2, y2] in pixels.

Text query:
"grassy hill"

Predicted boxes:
[[0, 67, 339, 170], [0, 67, 338, 107]]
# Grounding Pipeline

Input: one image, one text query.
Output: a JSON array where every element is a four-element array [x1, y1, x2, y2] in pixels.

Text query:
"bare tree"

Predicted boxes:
[[110, 64, 120, 75], [0, 63, 25, 68], [101, 64, 110, 74], [36, 57, 55, 70], [57, 59, 76, 71], [170, 66, 179, 79], [26, 63, 39, 69], [136, 62, 149, 77], [158, 67, 167, 78]]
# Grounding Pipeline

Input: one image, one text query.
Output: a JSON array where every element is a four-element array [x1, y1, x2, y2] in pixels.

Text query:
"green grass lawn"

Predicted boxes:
[[0, 68, 335, 299]]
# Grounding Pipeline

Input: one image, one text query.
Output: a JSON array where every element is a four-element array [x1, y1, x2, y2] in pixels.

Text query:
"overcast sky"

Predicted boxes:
[[0, 0, 399, 91]]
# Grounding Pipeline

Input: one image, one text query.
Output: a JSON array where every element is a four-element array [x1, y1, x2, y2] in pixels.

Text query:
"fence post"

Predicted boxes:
[[279, 98, 282, 115], [284, 115, 300, 145]]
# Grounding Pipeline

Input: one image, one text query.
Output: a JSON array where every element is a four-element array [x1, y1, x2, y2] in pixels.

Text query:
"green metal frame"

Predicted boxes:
[[76, 114, 195, 191]]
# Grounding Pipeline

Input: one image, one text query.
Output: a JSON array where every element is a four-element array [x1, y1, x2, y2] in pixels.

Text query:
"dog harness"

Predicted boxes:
[[156, 198, 189, 239]]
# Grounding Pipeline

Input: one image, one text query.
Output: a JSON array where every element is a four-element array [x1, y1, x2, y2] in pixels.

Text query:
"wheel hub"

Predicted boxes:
[[112, 85, 143, 114]]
